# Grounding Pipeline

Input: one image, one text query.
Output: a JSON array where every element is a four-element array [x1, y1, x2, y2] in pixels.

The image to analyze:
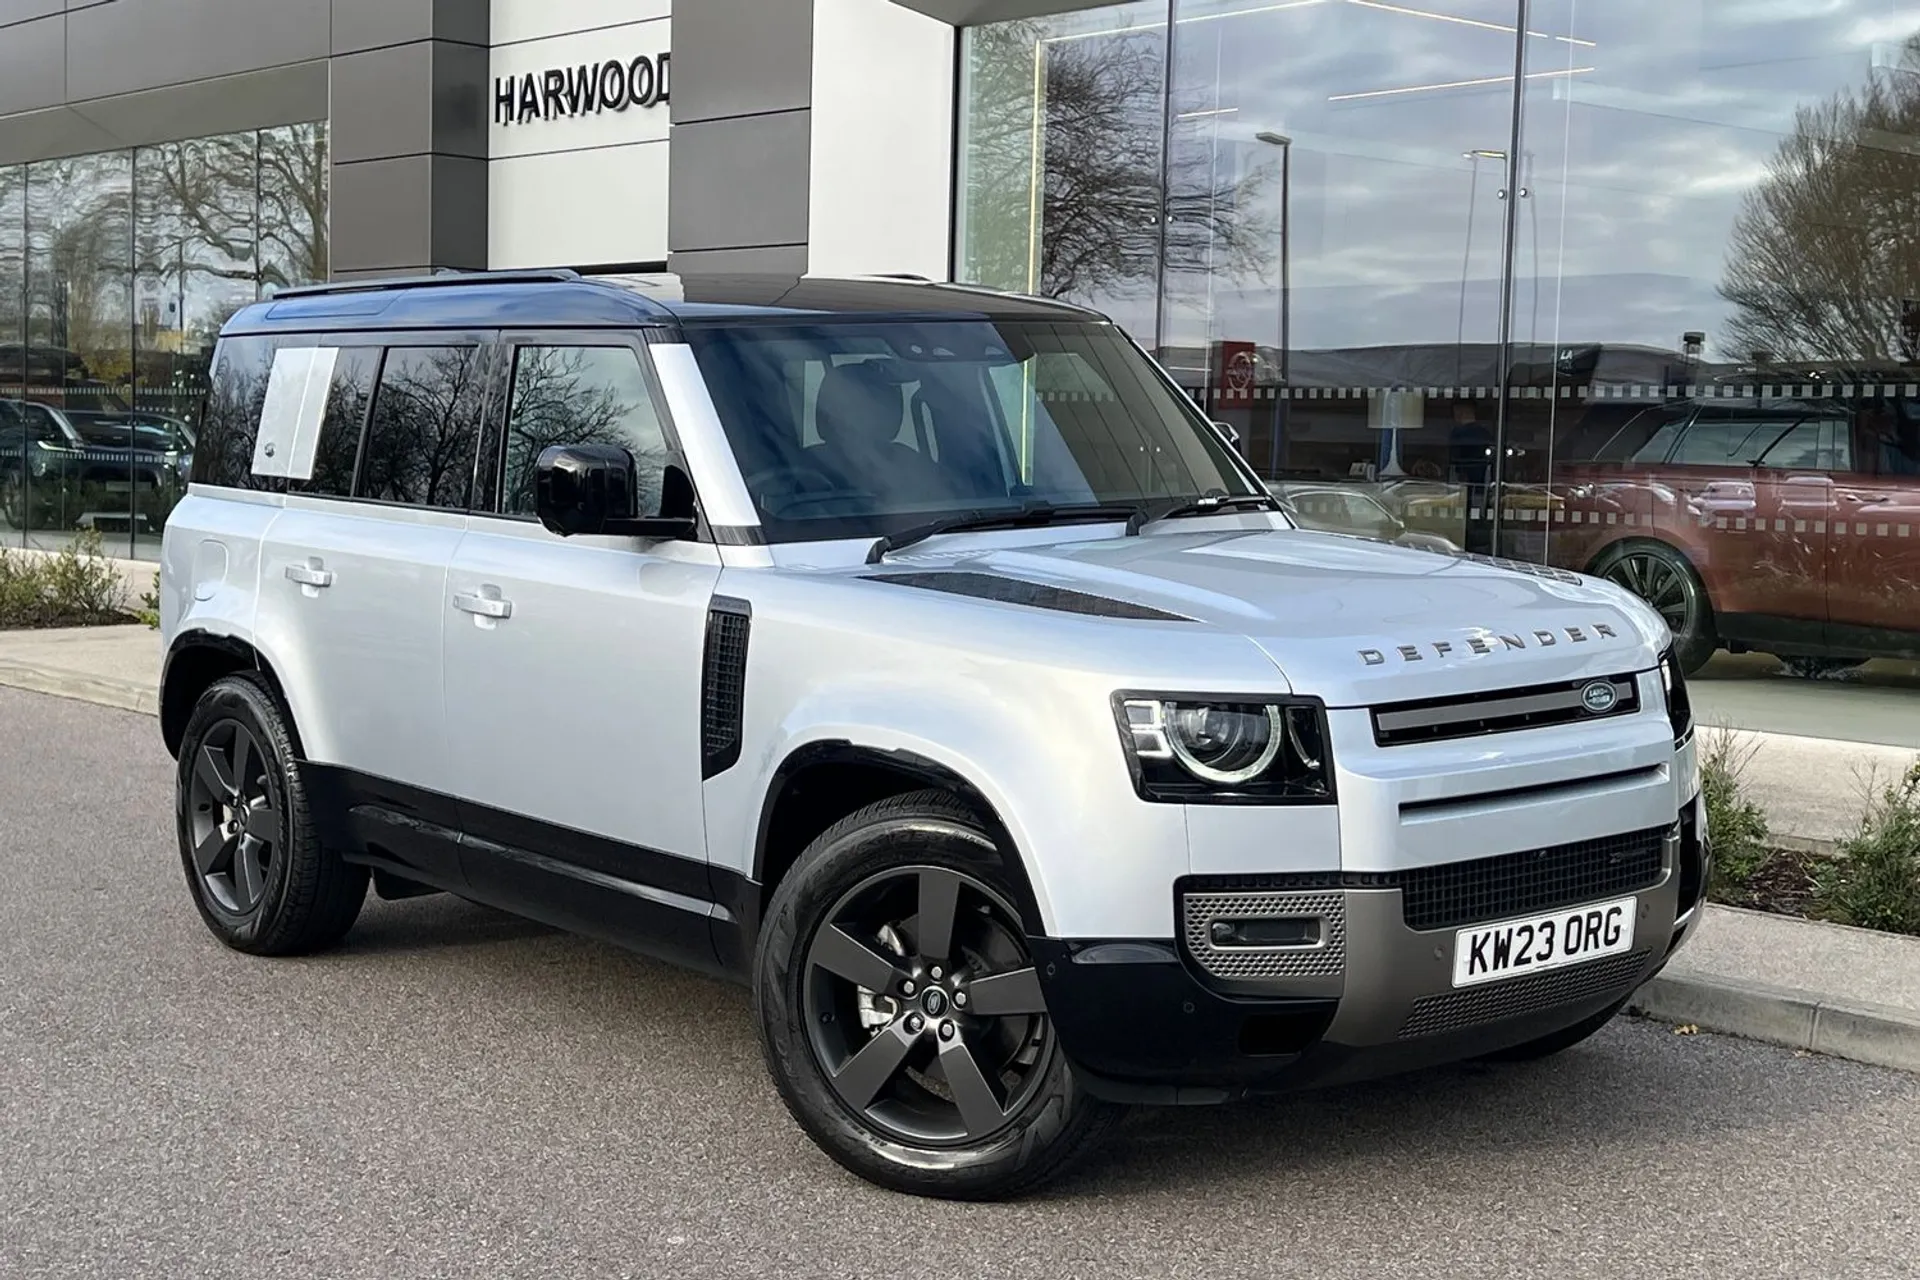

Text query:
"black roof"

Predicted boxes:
[[221, 269, 1104, 336]]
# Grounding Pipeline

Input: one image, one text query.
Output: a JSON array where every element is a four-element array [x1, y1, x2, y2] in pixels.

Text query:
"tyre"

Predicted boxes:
[[175, 673, 368, 955], [753, 790, 1125, 1200], [1478, 995, 1628, 1063], [1592, 540, 1716, 674]]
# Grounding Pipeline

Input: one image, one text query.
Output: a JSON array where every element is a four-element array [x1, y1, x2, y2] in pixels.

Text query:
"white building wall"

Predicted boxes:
[[806, 0, 955, 281], [488, 0, 673, 269]]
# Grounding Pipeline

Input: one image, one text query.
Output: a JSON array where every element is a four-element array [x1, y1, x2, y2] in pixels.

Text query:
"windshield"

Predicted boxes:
[[687, 319, 1262, 542]]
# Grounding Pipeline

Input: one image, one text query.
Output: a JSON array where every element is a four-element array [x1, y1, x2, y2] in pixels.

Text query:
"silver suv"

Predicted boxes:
[[158, 269, 1710, 1200]]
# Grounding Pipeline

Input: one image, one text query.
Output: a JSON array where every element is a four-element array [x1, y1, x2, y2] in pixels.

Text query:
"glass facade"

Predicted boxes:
[[0, 122, 327, 562], [957, 2, 1920, 693]]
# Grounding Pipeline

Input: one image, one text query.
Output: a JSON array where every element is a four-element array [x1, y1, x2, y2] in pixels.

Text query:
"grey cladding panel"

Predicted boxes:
[[0, 61, 327, 166], [669, 0, 814, 125], [328, 44, 434, 163], [65, 0, 329, 101], [667, 111, 811, 254], [428, 154, 487, 271], [0, 14, 64, 116], [0, 0, 62, 25], [666, 245, 809, 276], [330, 155, 434, 272], [330, 0, 488, 54]]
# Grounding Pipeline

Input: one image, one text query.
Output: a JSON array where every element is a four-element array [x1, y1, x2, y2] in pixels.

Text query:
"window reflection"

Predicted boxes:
[[358, 346, 485, 510], [0, 122, 328, 560], [501, 346, 670, 517], [960, 1, 1920, 679]]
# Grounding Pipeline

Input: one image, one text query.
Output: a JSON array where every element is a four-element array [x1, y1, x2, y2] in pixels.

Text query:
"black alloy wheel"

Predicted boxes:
[[803, 864, 1053, 1149], [754, 790, 1123, 1200], [174, 673, 367, 955], [185, 719, 280, 917], [1594, 541, 1716, 674]]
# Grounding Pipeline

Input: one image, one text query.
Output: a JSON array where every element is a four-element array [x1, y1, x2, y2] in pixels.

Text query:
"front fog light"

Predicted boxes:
[[1117, 695, 1333, 803]]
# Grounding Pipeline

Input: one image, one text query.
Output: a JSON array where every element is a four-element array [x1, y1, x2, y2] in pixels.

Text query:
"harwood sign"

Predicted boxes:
[[494, 52, 670, 126]]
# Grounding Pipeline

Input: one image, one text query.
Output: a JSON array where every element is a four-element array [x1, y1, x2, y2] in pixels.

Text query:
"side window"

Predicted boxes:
[[1756, 421, 1827, 471], [1667, 419, 1757, 466], [192, 335, 285, 489], [356, 345, 486, 509], [288, 347, 381, 497], [499, 345, 670, 517]]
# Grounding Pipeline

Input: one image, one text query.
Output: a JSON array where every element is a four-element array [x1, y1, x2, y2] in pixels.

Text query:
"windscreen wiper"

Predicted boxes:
[[1140, 489, 1282, 528], [865, 503, 1145, 564]]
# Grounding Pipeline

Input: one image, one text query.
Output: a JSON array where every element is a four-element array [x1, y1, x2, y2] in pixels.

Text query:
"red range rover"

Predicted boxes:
[[1547, 394, 1920, 674]]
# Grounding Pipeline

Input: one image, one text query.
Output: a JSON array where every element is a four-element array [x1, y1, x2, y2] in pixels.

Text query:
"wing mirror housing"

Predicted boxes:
[[534, 445, 697, 539]]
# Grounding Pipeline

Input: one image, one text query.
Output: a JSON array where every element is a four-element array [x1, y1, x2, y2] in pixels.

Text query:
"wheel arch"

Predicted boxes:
[[1581, 531, 1699, 577], [749, 740, 1047, 938], [160, 629, 298, 760]]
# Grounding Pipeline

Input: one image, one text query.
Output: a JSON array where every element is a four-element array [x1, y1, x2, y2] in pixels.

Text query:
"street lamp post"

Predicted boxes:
[[1255, 131, 1292, 477]]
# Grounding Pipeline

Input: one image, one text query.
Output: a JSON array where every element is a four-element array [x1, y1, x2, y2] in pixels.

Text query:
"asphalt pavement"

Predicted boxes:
[[4, 685, 1919, 1280]]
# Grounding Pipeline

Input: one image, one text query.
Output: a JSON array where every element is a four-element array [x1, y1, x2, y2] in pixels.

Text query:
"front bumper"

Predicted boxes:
[[1033, 802, 1711, 1104]]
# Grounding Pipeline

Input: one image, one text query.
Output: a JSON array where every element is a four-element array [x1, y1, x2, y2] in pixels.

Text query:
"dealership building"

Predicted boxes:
[[2, 0, 1918, 705]]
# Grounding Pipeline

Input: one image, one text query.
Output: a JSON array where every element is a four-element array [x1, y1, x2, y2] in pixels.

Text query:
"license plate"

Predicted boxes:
[[1451, 895, 1636, 988]]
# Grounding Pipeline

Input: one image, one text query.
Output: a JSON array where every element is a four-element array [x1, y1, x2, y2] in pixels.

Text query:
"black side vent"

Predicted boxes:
[[863, 571, 1193, 622], [701, 597, 752, 779]]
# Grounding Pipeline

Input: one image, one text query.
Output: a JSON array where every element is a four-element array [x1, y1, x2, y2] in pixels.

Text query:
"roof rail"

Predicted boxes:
[[270, 268, 583, 300]]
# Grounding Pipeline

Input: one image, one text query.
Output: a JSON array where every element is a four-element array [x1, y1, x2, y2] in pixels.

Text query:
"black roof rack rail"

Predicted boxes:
[[269, 268, 583, 300]]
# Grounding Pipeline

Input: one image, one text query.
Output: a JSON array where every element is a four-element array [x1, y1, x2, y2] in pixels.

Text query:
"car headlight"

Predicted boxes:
[[1114, 694, 1333, 803], [1658, 648, 1692, 745]]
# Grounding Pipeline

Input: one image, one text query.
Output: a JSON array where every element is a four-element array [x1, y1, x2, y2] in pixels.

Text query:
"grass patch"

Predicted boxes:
[[0, 529, 134, 629]]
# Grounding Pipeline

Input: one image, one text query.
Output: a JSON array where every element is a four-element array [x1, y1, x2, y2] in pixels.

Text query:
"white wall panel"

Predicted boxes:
[[807, 0, 954, 281], [490, 144, 670, 269], [488, 8, 672, 268]]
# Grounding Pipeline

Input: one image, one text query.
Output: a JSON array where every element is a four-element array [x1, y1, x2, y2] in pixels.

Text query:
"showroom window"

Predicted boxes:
[[957, 1, 1920, 685], [0, 122, 329, 560]]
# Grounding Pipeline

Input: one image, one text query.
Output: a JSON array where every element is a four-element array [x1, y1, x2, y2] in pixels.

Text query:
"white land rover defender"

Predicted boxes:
[[158, 270, 1709, 1200]]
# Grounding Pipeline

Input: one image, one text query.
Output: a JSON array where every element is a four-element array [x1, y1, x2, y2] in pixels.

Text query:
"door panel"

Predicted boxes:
[[1827, 402, 1920, 653], [441, 521, 721, 867]]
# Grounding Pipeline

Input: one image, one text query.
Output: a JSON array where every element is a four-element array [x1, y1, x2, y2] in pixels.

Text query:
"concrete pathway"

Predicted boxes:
[[0, 624, 158, 716]]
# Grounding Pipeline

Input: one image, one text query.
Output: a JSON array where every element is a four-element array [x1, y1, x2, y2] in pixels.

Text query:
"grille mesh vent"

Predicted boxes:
[[1398, 826, 1668, 932], [1180, 890, 1346, 981], [1398, 950, 1650, 1039], [701, 600, 751, 778]]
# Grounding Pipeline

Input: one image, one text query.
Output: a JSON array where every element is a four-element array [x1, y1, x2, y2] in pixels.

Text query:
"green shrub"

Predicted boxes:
[[1701, 726, 1772, 901], [0, 529, 132, 629], [135, 569, 161, 630], [1816, 761, 1920, 936]]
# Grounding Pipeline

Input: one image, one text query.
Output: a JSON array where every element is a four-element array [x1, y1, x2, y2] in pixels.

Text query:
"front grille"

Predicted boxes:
[[1398, 949, 1650, 1039], [1372, 673, 1640, 747], [1180, 889, 1346, 981], [1399, 826, 1668, 931]]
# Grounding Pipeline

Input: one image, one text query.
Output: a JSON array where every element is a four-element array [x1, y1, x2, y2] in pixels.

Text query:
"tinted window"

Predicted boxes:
[[193, 334, 285, 489], [290, 346, 380, 498], [355, 346, 486, 509], [1756, 421, 1827, 471], [499, 346, 671, 517]]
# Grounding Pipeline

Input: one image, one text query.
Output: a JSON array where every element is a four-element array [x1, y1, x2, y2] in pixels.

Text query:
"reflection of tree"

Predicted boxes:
[[361, 347, 486, 507], [1719, 36, 1920, 364], [504, 348, 669, 514], [23, 154, 131, 375], [960, 19, 1273, 306]]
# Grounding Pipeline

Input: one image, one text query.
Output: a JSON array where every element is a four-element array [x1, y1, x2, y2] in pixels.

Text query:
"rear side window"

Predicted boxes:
[[355, 346, 486, 509], [193, 337, 379, 496], [194, 335, 285, 490]]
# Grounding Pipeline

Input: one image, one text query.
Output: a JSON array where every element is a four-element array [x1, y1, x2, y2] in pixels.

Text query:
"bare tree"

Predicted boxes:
[[1719, 36, 1920, 365], [502, 348, 668, 513], [960, 19, 1274, 306]]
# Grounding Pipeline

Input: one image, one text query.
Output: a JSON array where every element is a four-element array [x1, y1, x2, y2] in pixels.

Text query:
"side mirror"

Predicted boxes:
[[534, 444, 696, 539], [1212, 420, 1241, 449]]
